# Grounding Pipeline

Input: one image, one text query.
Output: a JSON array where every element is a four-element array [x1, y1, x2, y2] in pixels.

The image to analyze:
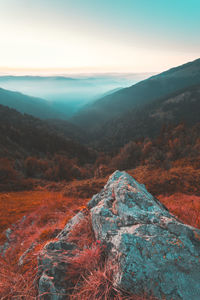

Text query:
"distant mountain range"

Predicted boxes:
[[0, 58, 200, 154], [0, 73, 148, 118], [72, 58, 200, 132]]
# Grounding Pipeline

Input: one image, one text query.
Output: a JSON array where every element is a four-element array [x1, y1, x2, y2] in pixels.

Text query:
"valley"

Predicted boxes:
[[0, 58, 200, 299], [1, 0, 200, 298]]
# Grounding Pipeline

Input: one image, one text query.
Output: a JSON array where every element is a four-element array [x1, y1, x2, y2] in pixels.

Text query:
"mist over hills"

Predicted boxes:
[[0, 58, 200, 155], [72, 58, 200, 131], [0, 58, 200, 218], [0, 73, 150, 118]]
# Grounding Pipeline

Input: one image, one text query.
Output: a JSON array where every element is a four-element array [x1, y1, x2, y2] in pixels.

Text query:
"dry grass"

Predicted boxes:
[[0, 190, 89, 241], [67, 211, 95, 248], [0, 191, 61, 233], [70, 264, 151, 300], [0, 189, 90, 299], [129, 165, 200, 196], [70, 264, 116, 300], [0, 172, 200, 299], [63, 177, 107, 199], [158, 193, 200, 229], [0, 256, 37, 299], [67, 244, 103, 286]]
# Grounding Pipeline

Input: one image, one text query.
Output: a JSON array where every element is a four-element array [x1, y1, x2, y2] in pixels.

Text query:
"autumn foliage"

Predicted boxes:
[[0, 121, 200, 298]]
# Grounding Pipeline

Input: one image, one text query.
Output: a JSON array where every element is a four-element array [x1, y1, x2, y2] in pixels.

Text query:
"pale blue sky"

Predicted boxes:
[[0, 0, 199, 73]]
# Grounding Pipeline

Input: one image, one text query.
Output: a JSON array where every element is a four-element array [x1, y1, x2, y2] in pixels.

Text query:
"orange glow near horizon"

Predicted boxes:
[[0, 52, 199, 77], [0, 66, 156, 76]]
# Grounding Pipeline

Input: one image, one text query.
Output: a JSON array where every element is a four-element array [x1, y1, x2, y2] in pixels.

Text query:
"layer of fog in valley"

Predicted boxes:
[[0, 73, 153, 118]]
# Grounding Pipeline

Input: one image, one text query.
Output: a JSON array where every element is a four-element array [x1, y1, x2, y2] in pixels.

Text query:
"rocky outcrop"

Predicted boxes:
[[38, 212, 85, 299], [38, 171, 200, 299]]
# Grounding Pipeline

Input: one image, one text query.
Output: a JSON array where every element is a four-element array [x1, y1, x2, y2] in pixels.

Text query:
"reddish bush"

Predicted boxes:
[[0, 158, 17, 182], [110, 141, 142, 170]]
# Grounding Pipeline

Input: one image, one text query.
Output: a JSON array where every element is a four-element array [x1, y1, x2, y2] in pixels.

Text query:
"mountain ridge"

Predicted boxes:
[[0, 87, 65, 120], [89, 83, 200, 150], [72, 57, 200, 130]]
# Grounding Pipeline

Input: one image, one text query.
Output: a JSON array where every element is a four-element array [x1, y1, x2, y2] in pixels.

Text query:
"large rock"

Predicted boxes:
[[89, 171, 200, 300], [38, 171, 200, 299]]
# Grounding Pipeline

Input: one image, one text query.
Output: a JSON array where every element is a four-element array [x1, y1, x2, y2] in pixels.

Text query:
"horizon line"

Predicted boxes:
[[0, 66, 160, 76]]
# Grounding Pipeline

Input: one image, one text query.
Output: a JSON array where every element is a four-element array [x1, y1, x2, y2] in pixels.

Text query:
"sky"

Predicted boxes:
[[0, 0, 199, 74]]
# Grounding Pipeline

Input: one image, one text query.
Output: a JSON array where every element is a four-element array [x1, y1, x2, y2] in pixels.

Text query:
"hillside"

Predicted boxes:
[[0, 87, 65, 119], [0, 104, 93, 160], [1, 74, 200, 299], [72, 58, 200, 131], [91, 83, 200, 150], [0, 104, 96, 191]]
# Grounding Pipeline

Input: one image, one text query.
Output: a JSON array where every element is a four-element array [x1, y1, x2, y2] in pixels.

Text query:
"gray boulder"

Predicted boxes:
[[38, 170, 200, 299], [89, 171, 200, 300]]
